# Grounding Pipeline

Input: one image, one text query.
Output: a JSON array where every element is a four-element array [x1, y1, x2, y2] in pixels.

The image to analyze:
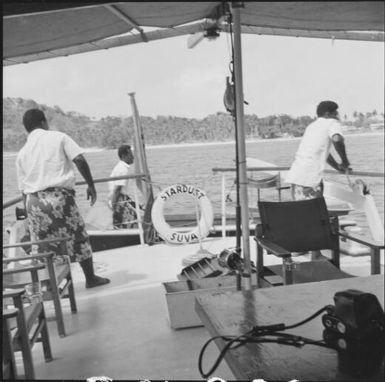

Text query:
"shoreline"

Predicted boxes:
[[3, 131, 384, 156]]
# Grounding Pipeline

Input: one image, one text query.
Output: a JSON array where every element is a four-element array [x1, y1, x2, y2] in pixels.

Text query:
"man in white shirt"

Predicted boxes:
[[108, 145, 140, 228], [16, 109, 110, 288], [285, 101, 352, 200]]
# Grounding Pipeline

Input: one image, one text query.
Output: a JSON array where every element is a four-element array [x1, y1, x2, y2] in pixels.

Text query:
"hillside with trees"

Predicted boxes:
[[3, 97, 384, 151]]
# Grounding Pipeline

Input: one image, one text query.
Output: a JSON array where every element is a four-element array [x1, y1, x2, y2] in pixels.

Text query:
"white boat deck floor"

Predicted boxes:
[[24, 236, 379, 380], [29, 237, 239, 380]]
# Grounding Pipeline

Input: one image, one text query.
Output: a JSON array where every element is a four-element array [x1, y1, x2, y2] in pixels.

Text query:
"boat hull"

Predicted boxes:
[[88, 225, 241, 251], [88, 213, 248, 251]]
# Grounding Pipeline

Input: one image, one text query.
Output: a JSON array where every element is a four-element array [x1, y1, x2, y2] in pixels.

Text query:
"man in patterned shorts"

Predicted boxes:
[[16, 109, 110, 288], [108, 145, 141, 229], [286, 100, 352, 201]]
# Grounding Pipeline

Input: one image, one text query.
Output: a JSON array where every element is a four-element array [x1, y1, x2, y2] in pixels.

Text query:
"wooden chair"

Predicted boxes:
[[3, 237, 77, 338], [254, 197, 384, 286], [3, 307, 19, 379], [3, 283, 53, 379]]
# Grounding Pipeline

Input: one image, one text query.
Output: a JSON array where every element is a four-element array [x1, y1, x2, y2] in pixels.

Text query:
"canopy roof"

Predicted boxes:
[[3, 2, 384, 66]]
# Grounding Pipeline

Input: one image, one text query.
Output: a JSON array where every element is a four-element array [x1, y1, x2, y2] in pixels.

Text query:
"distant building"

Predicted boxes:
[[369, 122, 384, 130], [341, 124, 356, 132]]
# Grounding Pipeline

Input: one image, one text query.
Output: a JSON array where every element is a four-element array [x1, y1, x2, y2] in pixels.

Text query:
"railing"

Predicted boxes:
[[3, 173, 147, 245], [213, 167, 384, 178], [212, 167, 384, 239], [3, 174, 145, 210], [4, 169, 384, 244]]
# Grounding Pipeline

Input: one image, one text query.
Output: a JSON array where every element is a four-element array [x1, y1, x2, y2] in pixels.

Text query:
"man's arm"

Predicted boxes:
[[15, 156, 28, 211], [331, 134, 352, 172], [111, 185, 122, 207], [72, 154, 97, 206], [326, 154, 341, 172], [21, 192, 27, 215]]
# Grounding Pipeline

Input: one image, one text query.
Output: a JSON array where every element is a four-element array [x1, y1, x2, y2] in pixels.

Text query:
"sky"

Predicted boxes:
[[3, 33, 384, 120]]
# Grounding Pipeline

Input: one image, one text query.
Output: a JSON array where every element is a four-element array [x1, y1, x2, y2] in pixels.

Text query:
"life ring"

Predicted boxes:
[[151, 184, 214, 244]]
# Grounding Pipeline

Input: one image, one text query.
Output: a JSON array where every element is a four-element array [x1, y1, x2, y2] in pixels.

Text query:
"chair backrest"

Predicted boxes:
[[248, 174, 280, 190], [258, 197, 335, 252], [2, 308, 19, 379], [2, 288, 52, 379]]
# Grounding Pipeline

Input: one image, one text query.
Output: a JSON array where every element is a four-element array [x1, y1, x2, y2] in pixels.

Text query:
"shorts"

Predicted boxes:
[[291, 182, 324, 201], [26, 187, 92, 262]]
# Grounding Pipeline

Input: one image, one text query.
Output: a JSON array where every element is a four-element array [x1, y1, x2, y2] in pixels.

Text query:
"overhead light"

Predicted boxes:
[[204, 27, 220, 40], [187, 27, 220, 49]]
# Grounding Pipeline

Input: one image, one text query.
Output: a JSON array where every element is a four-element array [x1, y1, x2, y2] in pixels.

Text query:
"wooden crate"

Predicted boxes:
[[163, 275, 251, 329]]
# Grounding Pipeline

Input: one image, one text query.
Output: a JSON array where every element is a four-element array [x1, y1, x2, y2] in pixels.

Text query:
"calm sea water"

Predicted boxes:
[[3, 133, 384, 240]]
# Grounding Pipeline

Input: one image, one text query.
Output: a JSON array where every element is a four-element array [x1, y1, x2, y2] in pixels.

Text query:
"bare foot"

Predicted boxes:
[[86, 276, 110, 289]]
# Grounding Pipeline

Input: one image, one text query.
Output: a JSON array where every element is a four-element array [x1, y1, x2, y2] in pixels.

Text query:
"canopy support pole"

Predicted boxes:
[[231, 3, 251, 290], [128, 92, 157, 244]]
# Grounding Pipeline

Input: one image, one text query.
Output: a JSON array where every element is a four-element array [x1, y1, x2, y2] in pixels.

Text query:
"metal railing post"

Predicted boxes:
[[133, 184, 144, 245], [221, 173, 226, 238]]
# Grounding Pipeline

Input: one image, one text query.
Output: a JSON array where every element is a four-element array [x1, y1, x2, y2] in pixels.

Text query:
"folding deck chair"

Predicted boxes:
[[255, 197, 383, 286]]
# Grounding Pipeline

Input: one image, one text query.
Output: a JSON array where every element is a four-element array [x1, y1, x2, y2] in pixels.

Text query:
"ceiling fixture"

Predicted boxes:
[[187, 19, 222, 49]]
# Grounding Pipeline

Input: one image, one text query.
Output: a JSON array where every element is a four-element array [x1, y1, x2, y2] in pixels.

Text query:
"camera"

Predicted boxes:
[[322, 289, 385, 377], [322, 289, 384, 339]]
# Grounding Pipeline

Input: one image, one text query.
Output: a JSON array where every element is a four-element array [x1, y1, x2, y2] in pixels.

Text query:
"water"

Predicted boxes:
[[3, 133, 384, 241]]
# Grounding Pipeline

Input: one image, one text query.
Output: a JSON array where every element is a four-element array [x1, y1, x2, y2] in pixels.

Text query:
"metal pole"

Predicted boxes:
[[231, 3, 251, 290], [132, 182, 144, 245], [221, 173, 226, 238], [234, 114, 242, 251], [128, 92, 157, 244], [128, 92, 152, 199]]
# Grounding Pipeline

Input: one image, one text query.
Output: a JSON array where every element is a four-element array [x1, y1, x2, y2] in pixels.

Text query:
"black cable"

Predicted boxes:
[[284, 305, 329, 330], [230, 331, 333, 350], [251, 305, 329, 335], [198, 330, 254, 378], [198, 332, 334, 378], [198, 305, 331, 378], [198, 331, 335, 378]]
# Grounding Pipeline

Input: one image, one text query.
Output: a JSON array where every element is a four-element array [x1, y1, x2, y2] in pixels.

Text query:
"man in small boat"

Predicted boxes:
[[286, 100, 352, 200], [108, 144, 142, 229], [15, 109, 110, 289]]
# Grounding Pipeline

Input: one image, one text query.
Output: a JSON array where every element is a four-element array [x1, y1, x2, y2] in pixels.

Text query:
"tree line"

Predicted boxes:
[[3, 97, 383, 151]]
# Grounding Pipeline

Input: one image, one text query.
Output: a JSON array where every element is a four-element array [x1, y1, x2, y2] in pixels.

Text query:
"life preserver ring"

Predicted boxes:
[[151, 184, 214, 244]]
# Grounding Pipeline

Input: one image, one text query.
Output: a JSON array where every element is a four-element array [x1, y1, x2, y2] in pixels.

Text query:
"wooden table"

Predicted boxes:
[[195, 275, 384, 381]]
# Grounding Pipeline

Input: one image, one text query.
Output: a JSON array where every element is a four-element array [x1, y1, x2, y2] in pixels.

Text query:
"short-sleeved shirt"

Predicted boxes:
[[108, 160, 133, 198], [285, 117, 343, 187], [16, 128, 84, 193]]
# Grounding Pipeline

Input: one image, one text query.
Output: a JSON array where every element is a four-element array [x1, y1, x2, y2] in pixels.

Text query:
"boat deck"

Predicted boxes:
[[25, 237, 239, 380], [19, 237, 380, 380]]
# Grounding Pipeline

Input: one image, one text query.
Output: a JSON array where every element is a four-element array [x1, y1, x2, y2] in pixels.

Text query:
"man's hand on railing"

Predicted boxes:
[[87, 185, 97, 206]]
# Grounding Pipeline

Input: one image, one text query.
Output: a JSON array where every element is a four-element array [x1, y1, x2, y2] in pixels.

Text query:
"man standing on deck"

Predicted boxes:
[[16, 109, 110, 289], [108, 145, 142, 229], [286, 100, 352, 200]]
